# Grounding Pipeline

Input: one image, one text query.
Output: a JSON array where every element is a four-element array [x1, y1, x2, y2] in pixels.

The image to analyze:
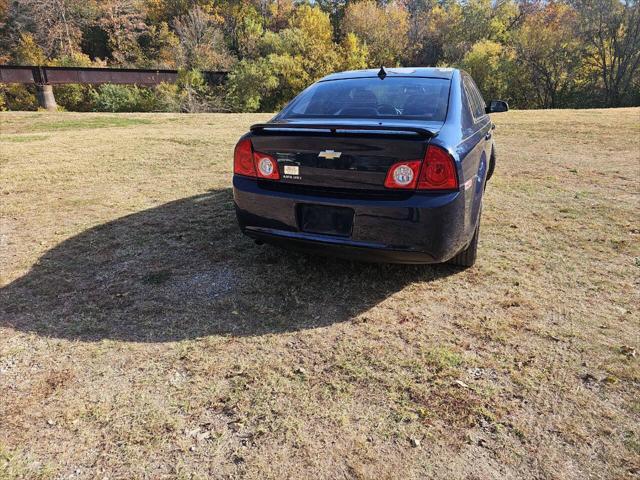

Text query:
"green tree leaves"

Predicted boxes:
[[1, 0, 639, 111], [342, 1, 409, 67], [226, 4, 362, 112]]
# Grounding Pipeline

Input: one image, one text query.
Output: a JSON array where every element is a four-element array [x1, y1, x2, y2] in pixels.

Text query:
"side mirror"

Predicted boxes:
[[485, 100, 509, 114]]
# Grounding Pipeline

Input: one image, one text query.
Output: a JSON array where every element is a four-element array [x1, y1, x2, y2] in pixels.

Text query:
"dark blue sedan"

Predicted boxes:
[[232, 67, 508, 267]]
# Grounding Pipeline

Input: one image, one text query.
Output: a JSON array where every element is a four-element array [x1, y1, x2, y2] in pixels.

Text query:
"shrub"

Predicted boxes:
[[0, 84, 38, 111], [54, 85, 94, 111], [89, 84, 162, 112], [175, 69, 227, 113], [155, 82, 182, 112], [225, 59, 278, 112]]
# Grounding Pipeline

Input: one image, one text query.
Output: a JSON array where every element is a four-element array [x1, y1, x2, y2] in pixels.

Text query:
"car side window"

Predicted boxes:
[[469, 79, 487, 118], [463, 76, 486, 121], [462, 77, 475, 119]]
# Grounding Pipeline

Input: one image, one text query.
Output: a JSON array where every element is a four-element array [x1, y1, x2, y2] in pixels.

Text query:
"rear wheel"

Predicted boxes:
[[447, 211, 481, 268], [486, 147, 496, 182]]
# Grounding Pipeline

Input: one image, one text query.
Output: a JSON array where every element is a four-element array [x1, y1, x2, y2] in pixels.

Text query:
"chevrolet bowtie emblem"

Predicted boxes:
[[318, 150, 342, 159]]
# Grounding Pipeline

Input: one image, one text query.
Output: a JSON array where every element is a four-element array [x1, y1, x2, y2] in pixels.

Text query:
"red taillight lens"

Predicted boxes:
[[384, 160, 421, 189], [233, 138, 256, 177], [253, 151, 280, 180], [417, 145, 458, 190], [384, 146, 458, 190]]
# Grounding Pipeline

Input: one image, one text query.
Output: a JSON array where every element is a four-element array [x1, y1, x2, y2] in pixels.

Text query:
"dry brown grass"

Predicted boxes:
[[0, 108, 639, 480]]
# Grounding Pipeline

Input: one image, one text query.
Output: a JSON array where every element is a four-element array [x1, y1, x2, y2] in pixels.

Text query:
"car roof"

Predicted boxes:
[[319, 67, 456, 82]]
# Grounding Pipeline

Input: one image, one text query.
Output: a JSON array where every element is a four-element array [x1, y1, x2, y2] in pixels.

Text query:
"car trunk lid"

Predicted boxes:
[[249, 121, 441, 193]]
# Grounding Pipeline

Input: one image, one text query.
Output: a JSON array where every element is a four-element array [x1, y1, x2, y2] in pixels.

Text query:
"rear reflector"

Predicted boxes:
[[254, 152, 280, 180], [233, 138, 256, 177], [384, 161, 421, 189]]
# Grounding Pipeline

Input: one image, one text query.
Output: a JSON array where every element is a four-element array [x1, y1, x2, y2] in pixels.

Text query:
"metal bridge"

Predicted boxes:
[[0, 65, 228, 110]]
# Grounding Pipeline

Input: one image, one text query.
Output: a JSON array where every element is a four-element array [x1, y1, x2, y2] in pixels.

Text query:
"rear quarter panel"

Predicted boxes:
[[434, 71, 490, 246]]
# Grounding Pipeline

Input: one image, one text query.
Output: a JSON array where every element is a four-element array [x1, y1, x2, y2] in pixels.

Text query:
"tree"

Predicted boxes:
[[287, 4, 338, 77], [342, 0, 409, 67], [406, 0, 519, 67], [1, 0, 95, 60], [573, 0, 640, 106], [144, 0, 204, 24], [339, 32, 369, 71], [459, 0, 519, 46], [97, 0, 147, 66], [257, 5, 338, 108], [173, 6, 235, 70], [1, 0, 639, 112], [406, 1, 463, 66], [315, 0, 348, 33], [267, 0, 296, 31], [459, 40, 509, 101], [138, 22, 181, 68], [0, 0, 10, 61], [226, 4, 342, 112], [512, 3, 583, 108], [226, 58, 278, 112], [13, 32, 46, 64], [225, 4, 264, 58]]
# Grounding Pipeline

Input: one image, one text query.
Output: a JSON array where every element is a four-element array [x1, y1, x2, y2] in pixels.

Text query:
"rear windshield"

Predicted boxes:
[[279, 77, 450, 122]]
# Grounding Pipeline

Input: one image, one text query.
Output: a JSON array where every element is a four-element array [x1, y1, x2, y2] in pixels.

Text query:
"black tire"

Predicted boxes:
[[447, 213, 481, 268], [486, 147, 496, 182]]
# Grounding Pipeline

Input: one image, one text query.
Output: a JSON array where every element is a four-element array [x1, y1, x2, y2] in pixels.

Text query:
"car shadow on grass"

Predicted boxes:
[[1, 189, 459, 342]]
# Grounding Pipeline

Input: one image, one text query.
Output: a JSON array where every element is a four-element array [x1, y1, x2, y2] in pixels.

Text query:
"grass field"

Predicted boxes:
[[0, 108, 639, 480]]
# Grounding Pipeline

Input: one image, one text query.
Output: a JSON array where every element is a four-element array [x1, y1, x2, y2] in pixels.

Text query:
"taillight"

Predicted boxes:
[[384, 145, 457, 190], [417, 145, 458, 190], [233, 138, 280, 180], [234, 138, 256, 177], [384, 160, 421, 189], [254, 151, 280, 180]]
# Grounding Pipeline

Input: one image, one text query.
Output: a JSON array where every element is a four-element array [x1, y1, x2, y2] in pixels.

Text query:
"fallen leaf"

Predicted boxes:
[[620, 345, 636, 358]]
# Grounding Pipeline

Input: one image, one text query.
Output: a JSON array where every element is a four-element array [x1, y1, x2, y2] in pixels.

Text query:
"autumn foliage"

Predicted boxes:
[[0, 0, 638, 111]]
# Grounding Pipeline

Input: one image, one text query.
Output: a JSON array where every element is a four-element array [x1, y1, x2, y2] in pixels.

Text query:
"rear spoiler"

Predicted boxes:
[[250, 123, 436, 138]]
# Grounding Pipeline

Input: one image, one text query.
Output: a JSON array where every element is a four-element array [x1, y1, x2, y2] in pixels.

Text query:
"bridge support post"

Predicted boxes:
[[35, 84, 57, 111]]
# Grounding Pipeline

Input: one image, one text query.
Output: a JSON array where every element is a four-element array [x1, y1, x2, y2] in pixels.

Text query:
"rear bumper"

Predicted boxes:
[[233, 176, 469, 264]]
